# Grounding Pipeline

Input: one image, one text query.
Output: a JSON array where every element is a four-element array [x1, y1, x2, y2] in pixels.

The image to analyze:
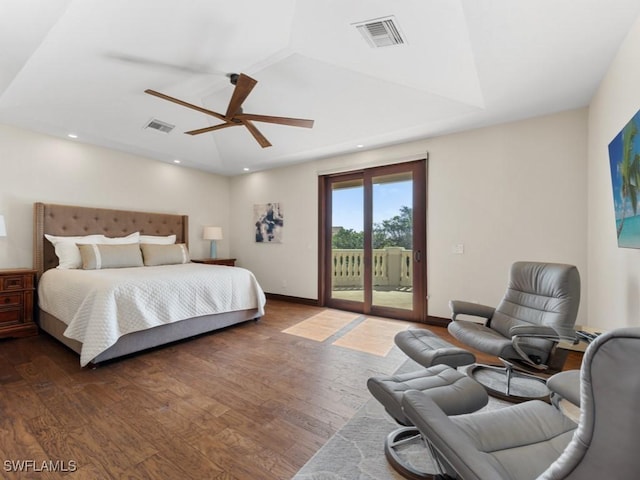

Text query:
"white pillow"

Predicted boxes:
[[139, 234, 176, 245], [45, 232, 140, 269], [102, 232, 140, 244], [45, 234, 106, 269]]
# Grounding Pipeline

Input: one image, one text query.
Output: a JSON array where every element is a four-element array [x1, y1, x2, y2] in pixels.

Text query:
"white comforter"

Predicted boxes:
[[38, 263, 266, 366]]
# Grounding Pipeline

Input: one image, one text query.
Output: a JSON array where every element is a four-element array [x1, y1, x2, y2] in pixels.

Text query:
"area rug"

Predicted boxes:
[[292, 357, 511, 480]]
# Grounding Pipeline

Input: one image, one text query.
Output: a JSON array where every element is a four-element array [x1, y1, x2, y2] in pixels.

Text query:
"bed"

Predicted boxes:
[[33, 202, 265, 366]]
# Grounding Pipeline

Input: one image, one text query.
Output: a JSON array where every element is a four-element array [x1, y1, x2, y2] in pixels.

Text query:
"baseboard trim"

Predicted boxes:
[[265, 294, 450, 325], [265, 293, 320, 306]]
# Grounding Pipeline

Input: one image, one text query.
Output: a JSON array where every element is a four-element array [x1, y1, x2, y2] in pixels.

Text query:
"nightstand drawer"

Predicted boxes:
[[0, 293, 22, 308], [2, 275, 28, 290], [0, 269, 37, 338], [0, 308, 22, 325]]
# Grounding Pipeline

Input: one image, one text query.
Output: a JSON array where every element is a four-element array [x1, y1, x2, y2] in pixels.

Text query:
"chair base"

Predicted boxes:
[[384, 426, 450, 480], [467, 363, 550, 403]]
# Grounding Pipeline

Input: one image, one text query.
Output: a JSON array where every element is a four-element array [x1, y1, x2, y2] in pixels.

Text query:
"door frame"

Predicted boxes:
[[317, 159, 427, 322]]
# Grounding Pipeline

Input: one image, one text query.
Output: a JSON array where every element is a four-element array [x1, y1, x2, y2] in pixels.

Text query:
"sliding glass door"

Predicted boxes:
[[330, 176, 365, 303], [319, 160, 427, 322]]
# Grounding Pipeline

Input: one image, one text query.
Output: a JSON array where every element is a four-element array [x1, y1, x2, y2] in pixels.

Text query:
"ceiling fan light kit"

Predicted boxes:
[[145, 73, 314, 148]]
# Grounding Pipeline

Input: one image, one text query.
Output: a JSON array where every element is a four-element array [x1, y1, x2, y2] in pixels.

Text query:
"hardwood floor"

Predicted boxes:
[[0, 300, 583, 479]]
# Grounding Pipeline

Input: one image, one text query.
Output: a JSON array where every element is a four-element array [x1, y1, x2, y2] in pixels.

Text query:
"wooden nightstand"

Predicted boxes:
[[191, 258, 236, 267], [0, 268, 38, 338]]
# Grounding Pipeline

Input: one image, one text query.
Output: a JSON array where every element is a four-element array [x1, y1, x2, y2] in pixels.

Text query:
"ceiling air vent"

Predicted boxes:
[[144, 118, 175, 134], [354, 16, 405, 48]]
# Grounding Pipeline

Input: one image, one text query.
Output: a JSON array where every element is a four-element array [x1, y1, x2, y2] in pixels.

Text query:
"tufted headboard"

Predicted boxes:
[[33, 202, 189, 278]]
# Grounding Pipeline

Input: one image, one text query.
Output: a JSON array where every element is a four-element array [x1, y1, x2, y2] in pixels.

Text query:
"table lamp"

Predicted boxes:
[[203, 226, 223, 258]]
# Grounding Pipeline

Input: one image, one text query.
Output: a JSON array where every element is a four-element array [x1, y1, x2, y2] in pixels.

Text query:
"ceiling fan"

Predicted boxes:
[[144, 73, 314, 148]]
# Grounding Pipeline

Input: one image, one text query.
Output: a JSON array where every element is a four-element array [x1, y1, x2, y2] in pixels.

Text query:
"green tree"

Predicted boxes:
[[618, 120, 640, 238], [332, 206, 413, 249], [332, 228, 364, 249], [373, 206, 412, 249]]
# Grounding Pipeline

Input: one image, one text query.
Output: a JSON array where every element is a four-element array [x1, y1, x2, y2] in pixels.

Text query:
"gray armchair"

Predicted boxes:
[[448, 261, 580, 400], [401, 327, 640, 479]]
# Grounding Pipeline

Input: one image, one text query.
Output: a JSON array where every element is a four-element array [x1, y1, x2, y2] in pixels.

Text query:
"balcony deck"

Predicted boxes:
[[332, 286, 413, 310], [332, 247, 414, 310]]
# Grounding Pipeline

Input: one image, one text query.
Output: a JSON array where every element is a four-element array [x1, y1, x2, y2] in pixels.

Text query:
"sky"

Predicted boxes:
[[332, 179, 412, 231]]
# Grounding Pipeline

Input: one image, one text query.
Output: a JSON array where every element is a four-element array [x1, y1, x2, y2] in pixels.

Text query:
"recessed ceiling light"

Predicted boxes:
[[243, 167, 250, 171], [356, 144, 364, 148], [173, 159, 181, 164], [68, 133, 78, 139]]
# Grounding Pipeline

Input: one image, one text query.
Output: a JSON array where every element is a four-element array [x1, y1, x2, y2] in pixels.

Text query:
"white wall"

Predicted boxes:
[[587, 15, 640, 330], [230, 109, 588, 324], [0, 123, 230, 269], [428, 110, 587, 322], [229, 165, 320, 297], [0, 101, 592, 328]]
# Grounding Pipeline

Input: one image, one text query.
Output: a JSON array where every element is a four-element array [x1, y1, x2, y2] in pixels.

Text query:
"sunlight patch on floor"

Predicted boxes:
[[331, 317, 409, 356], [282, 309, 359, 342]]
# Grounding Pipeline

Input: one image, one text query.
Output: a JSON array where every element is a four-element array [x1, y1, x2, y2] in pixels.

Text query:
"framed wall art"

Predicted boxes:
[[254, 203, 283, 243]]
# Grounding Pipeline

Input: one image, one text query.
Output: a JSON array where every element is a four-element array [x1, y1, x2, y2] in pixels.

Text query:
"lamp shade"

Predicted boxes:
[[0, 215, 6, 237], [203, 226, 223, 240]]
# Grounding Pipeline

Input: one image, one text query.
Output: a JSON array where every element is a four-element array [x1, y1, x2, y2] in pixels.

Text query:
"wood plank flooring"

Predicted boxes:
[[0, 300, 583, 479]]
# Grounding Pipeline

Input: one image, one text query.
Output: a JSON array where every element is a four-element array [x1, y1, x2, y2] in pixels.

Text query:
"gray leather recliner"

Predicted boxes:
[[401, 327, 640, 479], [448, 261, 580, 399]]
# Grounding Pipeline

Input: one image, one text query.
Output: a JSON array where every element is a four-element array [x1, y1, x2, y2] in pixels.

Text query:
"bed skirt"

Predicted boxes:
[[38, 308, 260, 365]]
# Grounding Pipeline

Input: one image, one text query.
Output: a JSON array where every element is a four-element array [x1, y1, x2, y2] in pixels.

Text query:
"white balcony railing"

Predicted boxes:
[[332, 247, 413, 288]]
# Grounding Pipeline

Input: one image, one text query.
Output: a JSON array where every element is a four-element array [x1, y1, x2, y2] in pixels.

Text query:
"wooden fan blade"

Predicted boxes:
[[241, 120, 272, 148], [144, 89, 226, 122], [108, 53, 225, 76], [185, 122, 237, 135], [235, 113, 314, 128], [225, 74, 257, 118]]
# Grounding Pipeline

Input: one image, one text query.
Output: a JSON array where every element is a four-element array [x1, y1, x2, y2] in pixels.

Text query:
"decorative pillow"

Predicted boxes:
[[45, 234, 107, 269], [78, 243, 144, 270], [139, 234, 176, 245], [140, 243, 190, 266], [45, 232, 140, 269]]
